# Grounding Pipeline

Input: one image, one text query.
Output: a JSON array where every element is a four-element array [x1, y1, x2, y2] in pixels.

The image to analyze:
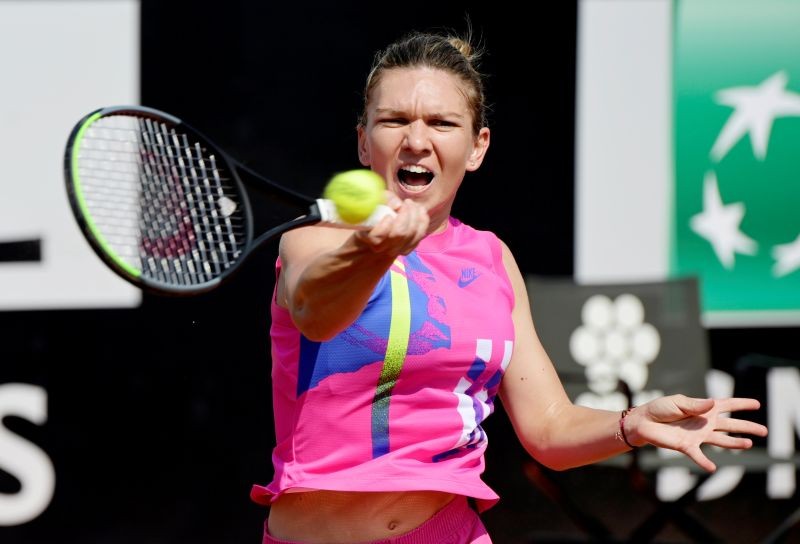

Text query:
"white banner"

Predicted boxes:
[[0, 0, 141, 310]]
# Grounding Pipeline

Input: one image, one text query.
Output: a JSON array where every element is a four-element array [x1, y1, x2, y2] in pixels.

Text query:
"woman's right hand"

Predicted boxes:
[[354, 192, 429, 256], [278, 191, 430, 341]]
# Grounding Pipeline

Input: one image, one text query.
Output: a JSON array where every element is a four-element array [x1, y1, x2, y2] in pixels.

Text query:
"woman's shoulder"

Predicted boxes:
[[449, 217, 510, 258]]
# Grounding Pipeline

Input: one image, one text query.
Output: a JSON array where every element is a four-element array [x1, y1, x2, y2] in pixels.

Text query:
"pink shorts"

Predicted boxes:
[[262, 495, 492, 544]]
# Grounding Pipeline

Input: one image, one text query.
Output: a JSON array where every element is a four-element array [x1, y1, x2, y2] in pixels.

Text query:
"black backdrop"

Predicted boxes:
[[2, 1, 798, 543], [139, 1, 577, 274]]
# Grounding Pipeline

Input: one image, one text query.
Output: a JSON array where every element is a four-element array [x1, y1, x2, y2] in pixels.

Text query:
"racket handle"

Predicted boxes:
[[315, 199, 397, 230]]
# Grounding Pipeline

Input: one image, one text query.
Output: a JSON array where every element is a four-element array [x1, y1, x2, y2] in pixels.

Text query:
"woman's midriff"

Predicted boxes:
[[267, 490, 457, 543]]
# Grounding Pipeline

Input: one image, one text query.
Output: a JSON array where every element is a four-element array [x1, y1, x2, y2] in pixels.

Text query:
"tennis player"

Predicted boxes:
[[251, 30, 768, 544]]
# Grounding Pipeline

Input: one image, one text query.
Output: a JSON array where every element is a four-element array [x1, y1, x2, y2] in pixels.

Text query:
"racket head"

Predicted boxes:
[[64, 105, 254, 295]]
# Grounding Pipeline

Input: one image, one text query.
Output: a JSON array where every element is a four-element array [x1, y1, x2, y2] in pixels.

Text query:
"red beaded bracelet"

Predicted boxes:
[[616, 407, 638, 449]]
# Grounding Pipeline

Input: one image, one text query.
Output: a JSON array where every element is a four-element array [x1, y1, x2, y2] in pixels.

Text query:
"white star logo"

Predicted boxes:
[[772, 234, 800, 278], [710, 70, 800, 162], [690, 171, 757, 269]]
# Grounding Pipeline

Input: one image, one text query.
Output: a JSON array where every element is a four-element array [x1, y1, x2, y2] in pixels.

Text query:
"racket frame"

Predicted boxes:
[[64, 106, 317, 295]]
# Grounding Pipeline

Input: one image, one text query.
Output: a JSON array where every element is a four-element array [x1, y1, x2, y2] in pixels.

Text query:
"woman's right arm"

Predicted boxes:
[[277, 195, 428, 341]]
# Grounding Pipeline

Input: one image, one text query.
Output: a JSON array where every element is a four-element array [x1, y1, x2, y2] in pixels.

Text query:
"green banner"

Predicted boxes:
[[673, 0, 800, 324]]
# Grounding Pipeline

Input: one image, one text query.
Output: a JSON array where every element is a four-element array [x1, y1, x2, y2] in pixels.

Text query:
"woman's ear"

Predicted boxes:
[[466, 127, 490, 172], [357, 125, 370, 167]]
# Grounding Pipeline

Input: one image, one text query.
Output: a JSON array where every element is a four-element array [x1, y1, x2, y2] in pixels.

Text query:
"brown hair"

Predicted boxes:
[[359, 31, 487, 136]]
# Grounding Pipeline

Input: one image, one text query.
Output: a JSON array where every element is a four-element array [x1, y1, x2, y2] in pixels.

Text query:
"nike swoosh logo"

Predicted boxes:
[[458, 268, 481, 288]]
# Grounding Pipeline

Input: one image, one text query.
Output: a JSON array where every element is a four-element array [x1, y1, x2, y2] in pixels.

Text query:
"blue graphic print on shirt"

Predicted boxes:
[[296, 252, 451, 396]]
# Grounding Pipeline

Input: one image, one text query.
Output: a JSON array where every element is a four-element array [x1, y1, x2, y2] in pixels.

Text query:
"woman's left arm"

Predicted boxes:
[[497, 241, 768, 472]]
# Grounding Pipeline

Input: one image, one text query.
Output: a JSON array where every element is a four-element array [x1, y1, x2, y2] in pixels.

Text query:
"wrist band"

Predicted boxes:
[[616, 407, 637, 449]]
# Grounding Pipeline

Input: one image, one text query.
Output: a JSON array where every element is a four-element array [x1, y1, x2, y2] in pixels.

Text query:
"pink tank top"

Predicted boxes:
[[251, 217, 515, 512]]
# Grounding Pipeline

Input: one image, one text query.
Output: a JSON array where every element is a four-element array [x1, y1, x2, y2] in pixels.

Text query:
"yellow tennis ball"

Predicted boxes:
[[323, 169, 386, 224]]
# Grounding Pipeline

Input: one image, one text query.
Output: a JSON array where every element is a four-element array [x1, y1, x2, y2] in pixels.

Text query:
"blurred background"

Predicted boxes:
[[1, 0, 799, 542]]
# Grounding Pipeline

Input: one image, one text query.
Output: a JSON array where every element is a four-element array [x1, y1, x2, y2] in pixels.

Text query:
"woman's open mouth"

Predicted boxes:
[[397, 165, 434, 193]]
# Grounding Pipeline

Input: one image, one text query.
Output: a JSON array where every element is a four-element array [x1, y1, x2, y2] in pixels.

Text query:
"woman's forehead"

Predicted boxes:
[[370, 67, 470, 112]]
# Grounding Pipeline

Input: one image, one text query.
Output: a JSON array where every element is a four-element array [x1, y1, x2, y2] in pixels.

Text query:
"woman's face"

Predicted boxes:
[[358, 67, 490, 232]]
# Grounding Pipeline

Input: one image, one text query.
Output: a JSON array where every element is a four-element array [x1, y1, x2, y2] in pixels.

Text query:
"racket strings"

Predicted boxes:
[[138, 118, 245, 284], [75, 114, 247, 287], [79, 157, 235, 184]]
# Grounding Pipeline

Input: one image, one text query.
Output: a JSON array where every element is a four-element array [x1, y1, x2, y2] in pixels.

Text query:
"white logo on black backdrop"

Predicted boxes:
[[0, 384, 54, 525], [0, 0, 140, 529], [569, 294, 662, 411]]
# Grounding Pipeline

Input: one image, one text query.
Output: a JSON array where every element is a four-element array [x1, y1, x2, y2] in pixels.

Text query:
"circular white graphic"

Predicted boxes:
[[569, 293, 663, 409], [582, 294, 614, 330]]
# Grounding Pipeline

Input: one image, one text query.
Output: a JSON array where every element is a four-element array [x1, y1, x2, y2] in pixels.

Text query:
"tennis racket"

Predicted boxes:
[[64, 105, 393, 295]]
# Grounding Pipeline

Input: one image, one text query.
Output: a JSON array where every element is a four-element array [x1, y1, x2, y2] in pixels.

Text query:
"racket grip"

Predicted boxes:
[[315, 199, 397, 230]]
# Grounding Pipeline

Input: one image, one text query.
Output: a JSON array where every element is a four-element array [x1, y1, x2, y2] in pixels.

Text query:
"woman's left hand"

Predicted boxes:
[[625, 395, 769, 472]]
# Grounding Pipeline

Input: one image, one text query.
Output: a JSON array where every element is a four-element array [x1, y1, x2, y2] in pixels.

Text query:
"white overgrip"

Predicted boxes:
[[315, 199, 396, 230]]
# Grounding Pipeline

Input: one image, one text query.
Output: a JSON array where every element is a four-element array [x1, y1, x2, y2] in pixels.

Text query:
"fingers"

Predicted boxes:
[[643, 395, 767, 472], [675, 395, 715, 416], [716, 417, 768, 438], [714, 397, 761, 413], [684, 445, 717, 473], [705, 433, 753, 450], [702, 417, 767, 449], [357, 198, 429, 256], [666, 395, 762, 420], [645, 395, 715, 423]]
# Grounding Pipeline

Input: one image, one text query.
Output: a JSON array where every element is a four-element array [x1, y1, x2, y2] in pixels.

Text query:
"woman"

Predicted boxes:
[[251, 31, 768, 543]]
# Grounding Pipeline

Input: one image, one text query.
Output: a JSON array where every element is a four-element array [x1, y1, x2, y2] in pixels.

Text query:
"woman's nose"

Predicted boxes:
[[403, 120, 431, 153]]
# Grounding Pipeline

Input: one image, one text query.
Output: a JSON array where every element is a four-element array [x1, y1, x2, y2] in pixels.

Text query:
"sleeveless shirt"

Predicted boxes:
[[251, 217, 515, 512]]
